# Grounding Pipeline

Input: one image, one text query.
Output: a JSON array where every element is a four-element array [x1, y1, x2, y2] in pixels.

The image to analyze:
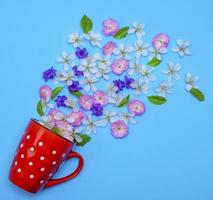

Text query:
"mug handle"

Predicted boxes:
[[44, 151, 84, 189]]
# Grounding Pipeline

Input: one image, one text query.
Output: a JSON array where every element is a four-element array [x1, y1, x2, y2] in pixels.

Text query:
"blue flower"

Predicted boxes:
[[42, 67, 56, 82], [68, 81, 82, 92], [124, 75, 135, 89], [90, 103, 103, 116], [75, 47, 88, 59], [72, 66, 84, 77], [55, 95, 67, 107], [113, 79, 126, 92]]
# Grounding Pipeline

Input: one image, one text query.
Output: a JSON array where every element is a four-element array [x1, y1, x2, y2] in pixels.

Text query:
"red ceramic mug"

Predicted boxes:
[[9, 119, 84, 193]]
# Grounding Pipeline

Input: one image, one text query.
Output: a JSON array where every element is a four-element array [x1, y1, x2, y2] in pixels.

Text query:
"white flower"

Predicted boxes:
[[57, 70, 77, 85], [149, 47, 167, 60], [64, 96, 77, 108], [113, 44, 133, 60], [40, 99, 54, 112], [56, 51, 76, 71], [127, 58, 142, 76], [83, 115, 98, 134], [185, 72, 199, 91], [96, 111, 117, 127], [96, 54, 112, 68], [85, 31, 102, 47], [40, 115, 55, 129], [163, 61, 181, 81], [80, 75, 98, 92], [119, 112, 136, 124], [131, 79, 149, 96], [172, 39, 192, 57], [128, 22, 145, 39], [155, 81, 172, 97], [78, 56, 98, 77], [109, 93, 124, 106], [134, 40, 149, 58], [106, 83, 118, 96], [138, 65, 156, 83], [63, 126, 83, 143], [96, 65, 111, 80], [68, 32, 84, 48]]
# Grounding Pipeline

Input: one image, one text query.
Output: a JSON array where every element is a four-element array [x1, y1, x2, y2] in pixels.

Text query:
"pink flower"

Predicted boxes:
[[102, 18, 119, 36], [111, 58, 129, 75], [79, 94, 94, 110], [67, 111, 84, 126], [93, 90, 108, 106], [152, 33, 170, 50], [111, 120, 128, 138], [48, 109, 64, 121], [39, 85, 52, 101], [55, 120, 70, 131], [128, 100, 145, 116], [103, 41, 116, 55]]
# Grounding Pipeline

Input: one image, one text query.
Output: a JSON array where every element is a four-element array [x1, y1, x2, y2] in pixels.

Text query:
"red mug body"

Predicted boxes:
[[9, 119, 84, 193]]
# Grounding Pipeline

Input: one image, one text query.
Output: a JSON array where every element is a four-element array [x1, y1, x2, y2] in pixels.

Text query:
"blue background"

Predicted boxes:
[[0, 0, 213, 199]]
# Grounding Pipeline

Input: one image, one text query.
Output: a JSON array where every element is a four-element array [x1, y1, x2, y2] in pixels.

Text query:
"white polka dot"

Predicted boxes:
[[20, 154, 24, 158], [52, 161, 56, 165], [20, 143, 24, 148], [40, 156, 45, 160], [28, 162, 33, 166], [40, 180, 44, 184], [30, 147, 35, 152], [62, 153, 66, 158], [49, 173, 53, 177], [38, 141, 43, 146], [17, 168, 21, 173], [52, 150, 56, 155], [26, 135, 30, 139], [29, 174, 34, 179], [14, 161, 18, 166], [40, 167, 45, 172]]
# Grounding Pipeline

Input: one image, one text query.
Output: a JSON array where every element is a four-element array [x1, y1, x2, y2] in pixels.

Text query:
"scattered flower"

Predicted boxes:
[[64, 96, 77, 108], [185, 72, 199, 91], [138, 65, 156, 83], [57, 70, 77, 85], [111, 120, 128, 138], [113, 79, 126, 92], [172, 39, 192, 57], [102, 18, 119, 36], [75, 47, 88, 59], [42, 67, 57, 82], [152, 33, 170, 50], [68, 32, 84, 47], [86, 31, 102, 47], [119, 112, 136, 124], [79, 94, 94, 110], [68, 81, 82, 92], [131, 79, 149, 96], [83, 114, 98, 134], [128, 100, 145, 116], [78, 56, 97, 77], [113, 44, 133, 60], [134, 40, 149, 57], [149, 47, 167, 60], [124, 75, 135, 89], [96, 65, 111, 80], [80, 75, 98, 92], [127, 58, 142, 76], [155, 81, 172, 97], [93, 90, 108, 106], [39, 85, 52, 102], [90, 103, 103, 116], [111, 58, 129, 75], [55, 95, 67, 107], [72, 66, 84, 77], [129, 22, 145, 39], [56, 51, 76, 70], [163, 61, 181, 81], [103, 41, 116, 55], [96, 111, 117, 127], [67, 111, 84, 126]]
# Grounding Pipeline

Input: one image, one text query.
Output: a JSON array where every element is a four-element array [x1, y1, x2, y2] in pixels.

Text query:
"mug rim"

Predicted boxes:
[[31, 118, 74, 145]]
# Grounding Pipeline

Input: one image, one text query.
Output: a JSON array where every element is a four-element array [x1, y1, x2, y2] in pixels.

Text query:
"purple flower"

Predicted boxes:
[[42, 67, 56, 82], [113, 79, 126, 92], [124, 75, 135, 89], [68, 81, 82, 92], [55, 95, 67, 107], [72, 66, 84, 77], [75, 47, 88, 59], [90, 103, 103, 116]]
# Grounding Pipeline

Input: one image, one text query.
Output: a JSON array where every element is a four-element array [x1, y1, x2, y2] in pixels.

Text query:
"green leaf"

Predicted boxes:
[[117, 95, 130, 107], [147, 57, 161, 67], [147, 96, 167, 105], [189, 88, 205, 102], [76, 134, 91, 147], [36, 100, 44, 116], [80, 15, 93, 33], [51, 127, 62, 136], [51, 86, 65, 100], [113, 26, 129, 39], [71, 90, 83, 98]]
